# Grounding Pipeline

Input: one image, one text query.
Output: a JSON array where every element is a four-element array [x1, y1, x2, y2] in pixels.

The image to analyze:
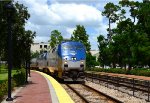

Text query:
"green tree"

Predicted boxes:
[[97, 35, 110, 68], [118, 0, 150, 68], [12, 2, 35, 67], [136, 0, 150, 66], [0, 1, 10, 60], [71, 25, 91, 52], [110, 1, 150, 69], [31, 51, 40, 59], [86, 53, 99, 69], [102, 2, 120, 41], [49, 30, 63, 49], [0, 1, 35, 68], [99, 0, 150, 71]]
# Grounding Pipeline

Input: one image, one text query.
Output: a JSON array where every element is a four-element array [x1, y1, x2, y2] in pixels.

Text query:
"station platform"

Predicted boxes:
[[2, 70, 74, 103]]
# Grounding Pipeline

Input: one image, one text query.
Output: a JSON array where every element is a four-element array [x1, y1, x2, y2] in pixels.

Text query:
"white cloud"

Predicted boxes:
[[49, 0, 103, 4], [26, 2, 103, 27], [34, 36, 49, 43], [15, 0, 112, 50], [51, 3, 102, 26], [66, 27, 75, 35], [17, 0, 102, 26]]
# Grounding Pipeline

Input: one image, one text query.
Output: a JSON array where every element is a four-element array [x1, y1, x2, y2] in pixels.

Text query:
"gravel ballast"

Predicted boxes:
[[62, 81, 148, 103]]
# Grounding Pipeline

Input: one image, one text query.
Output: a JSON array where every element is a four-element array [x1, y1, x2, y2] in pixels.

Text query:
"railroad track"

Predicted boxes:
[[85, 72, 150, 101], [66, 84, 123, 103]]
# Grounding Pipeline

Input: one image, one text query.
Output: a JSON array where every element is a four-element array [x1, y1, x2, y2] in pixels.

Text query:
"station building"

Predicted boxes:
[[31, 42, 50, 53]]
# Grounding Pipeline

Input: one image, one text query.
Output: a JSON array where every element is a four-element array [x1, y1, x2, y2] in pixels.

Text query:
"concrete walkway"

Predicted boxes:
[[2, 71, 52, 103]]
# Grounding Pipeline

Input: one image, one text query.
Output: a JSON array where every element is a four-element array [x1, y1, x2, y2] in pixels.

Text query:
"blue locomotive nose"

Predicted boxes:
[[56, 41, 86, 81]]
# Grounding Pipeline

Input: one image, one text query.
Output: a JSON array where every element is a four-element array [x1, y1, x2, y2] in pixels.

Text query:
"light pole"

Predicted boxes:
[[25, 44, 31, 83], [25, 60, 28, 83], [28, 45, 31, 77], [5, 1, 15, 101]]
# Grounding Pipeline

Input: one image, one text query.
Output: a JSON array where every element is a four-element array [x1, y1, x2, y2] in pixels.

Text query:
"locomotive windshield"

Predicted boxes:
[[62, 45, 84, 50], [58, 42, 86, 60]]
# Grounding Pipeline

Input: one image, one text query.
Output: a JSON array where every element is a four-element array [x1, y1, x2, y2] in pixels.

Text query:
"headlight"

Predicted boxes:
[[72, 57, 76, 60], [64, 61, 67, 64], [81, 61, 84, 64]]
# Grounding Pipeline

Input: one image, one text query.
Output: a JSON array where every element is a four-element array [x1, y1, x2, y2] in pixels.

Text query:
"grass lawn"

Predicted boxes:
[[0, 71, 17, 81], [0, 65, 17, 82]]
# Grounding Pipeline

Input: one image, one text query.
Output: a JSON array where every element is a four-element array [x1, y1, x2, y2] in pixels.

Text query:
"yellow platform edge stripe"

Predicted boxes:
[[33, 70, 74, 103]]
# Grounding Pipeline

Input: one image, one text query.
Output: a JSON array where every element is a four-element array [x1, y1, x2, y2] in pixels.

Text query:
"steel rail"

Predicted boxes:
[[66, 84, 123, 103], [82, 84, 123, 103], [66, 84, 89, 103]]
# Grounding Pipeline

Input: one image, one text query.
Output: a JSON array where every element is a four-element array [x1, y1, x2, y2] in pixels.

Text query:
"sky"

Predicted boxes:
[[15, 0, 142, 50]]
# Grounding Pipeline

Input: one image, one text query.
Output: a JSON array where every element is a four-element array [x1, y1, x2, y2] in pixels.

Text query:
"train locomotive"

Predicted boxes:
[[36, 41, 86, 81]]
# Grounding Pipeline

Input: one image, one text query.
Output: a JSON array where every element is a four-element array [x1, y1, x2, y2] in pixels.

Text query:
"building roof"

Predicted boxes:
[[90, 50, 99, 56]]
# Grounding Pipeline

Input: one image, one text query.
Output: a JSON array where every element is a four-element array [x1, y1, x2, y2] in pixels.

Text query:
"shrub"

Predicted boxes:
[[0, 81, 8, 101], [0, 80, 16, 102], [130, 69, 150, 77], [103, 68, 126, 74], [88, 67, 150, 77], [89, 68, 126, 74], [85, 67, 92, 71], [13, 68, 26, 86], [0, 68, 26, 102]]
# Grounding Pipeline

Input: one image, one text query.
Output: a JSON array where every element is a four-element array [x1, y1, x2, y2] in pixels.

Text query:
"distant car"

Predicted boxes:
[[95, 66, 102, 68], [116, 66, 121, 69]]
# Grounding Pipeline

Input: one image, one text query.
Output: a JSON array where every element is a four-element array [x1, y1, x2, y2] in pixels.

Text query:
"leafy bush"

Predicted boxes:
[[89, 68, 126, 74], [0, 80, 15, 101], [87, 67, 150, 77], [0, 68, 26, 102], [107, 68, 126, 74], [0, 81, 8, 101], [93, 68, 105, 72], [13, 68, 26, 86], [130, 69, 150, 77]]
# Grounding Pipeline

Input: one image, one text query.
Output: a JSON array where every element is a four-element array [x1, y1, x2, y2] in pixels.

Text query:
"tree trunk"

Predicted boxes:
[[113, 62, 116, 68], [109, 18, 111, 41], [127, 64, 132, 74]]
